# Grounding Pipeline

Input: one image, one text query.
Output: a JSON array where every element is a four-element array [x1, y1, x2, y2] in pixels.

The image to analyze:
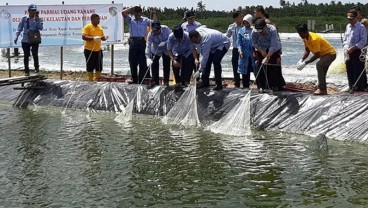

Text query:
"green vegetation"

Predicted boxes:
[[135, 2, 367, 33]]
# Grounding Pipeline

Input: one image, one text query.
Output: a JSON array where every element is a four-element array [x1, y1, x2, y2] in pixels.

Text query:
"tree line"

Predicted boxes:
[[130, 2, 367, 33]]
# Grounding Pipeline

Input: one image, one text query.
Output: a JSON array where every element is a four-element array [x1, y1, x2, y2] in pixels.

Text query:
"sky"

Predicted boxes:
[[4, 0, 355, 12]]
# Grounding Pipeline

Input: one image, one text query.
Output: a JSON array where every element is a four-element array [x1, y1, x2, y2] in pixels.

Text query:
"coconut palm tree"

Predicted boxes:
[[197, 1, 206, 12]]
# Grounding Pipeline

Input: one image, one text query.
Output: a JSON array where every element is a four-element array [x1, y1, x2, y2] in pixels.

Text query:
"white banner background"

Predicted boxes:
[[0, 4, 124, 48]]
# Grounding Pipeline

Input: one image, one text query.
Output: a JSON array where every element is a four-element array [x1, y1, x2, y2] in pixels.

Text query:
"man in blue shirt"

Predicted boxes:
[[252, 18, 285, 92], [145, 21, 171, 87], [343, 9, 368, 92], [167, 26, 194, 87], [181, 10, 202, 83], [191, 28, 231, 90], [122, 6, 157, 84], [181, 10, 202, 33], [14, 4, 43, 76], [226, 11, 244, 88]]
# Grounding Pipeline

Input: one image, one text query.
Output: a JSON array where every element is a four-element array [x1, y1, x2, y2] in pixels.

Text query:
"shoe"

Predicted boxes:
[[25, 71, 30, 76], [314, 89, 327, 95], [213, 85, 223, 91], [35, 68, 39, 73], [234, 83, 240, 88], [197, 83, 209, 89]]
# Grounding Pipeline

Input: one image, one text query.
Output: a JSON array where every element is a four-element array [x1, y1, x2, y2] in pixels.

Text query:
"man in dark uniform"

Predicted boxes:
[[122, 6, 157, 84]]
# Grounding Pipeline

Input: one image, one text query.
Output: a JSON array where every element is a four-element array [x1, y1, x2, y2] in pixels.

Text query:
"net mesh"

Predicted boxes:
[[206, 90, 251, 136], [162, 84, 200, 127]]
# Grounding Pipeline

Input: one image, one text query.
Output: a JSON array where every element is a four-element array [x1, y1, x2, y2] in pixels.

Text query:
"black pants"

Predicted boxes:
[[232, 48, 240, 86], [346, 49, 367, 91], [202, 48, 228, 87], [129, 39, 148, 84], [84, 49, 103, 72], [173, 55, 194, 85], [185, 54, 197, 83], [151, 53, 170, 85], [255, 50, 285, 90], [22, 42, 39, 73]]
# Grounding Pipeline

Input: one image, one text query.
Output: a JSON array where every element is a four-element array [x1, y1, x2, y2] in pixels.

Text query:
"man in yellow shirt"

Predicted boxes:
[[295, 23, 336, 95], [82, 14, 109, 81]]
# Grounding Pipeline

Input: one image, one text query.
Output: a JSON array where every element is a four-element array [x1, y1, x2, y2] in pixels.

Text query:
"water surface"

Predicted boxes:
[[1, 105, 368, 207]]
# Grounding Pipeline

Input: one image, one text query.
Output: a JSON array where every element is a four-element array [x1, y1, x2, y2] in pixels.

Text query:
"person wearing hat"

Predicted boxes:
[[14, 4, 43, 76], [251, 18, 285, 92], [237, 14, 256, 89], [295, 23, 336, 95], [343, 9, 367, 92], [181, 10, 202, 33], [182, 10, 202, 82], [82, 14, 109, 81], [145, 21, 172, 87], [122, 6, 157, 84], [191, 27, 231, 90], [167, 26, 194, 87], [226, 11, 244, 88]]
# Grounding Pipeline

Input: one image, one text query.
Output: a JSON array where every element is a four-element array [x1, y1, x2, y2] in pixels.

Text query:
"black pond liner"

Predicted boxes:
[[0, 80, 367, 143]]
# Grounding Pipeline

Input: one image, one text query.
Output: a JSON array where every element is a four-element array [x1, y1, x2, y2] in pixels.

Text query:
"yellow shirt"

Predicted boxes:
[[82, 23, 104, 51], [303, 32, 336, 56]]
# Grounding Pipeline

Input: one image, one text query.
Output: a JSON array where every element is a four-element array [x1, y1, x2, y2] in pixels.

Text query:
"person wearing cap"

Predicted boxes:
[[295, 23, 336, 95], [251, 18, 285, 92], [237, 14, 256, 89], [167, 26, 194, 87], [14, 4, 43, 76], [82, 14, 109, 81], [343, 9, 368, 92], [190, 28, 231, 90], [351, 5, 363, 21], [182, 10, 202, 82], [226, 11, 244, 88], [145, 21, 172, 87], [181, 10, 202, 33], [122, 6, 157, 84]]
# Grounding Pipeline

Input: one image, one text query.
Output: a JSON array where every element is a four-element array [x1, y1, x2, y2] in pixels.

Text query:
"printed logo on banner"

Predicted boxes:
[[0, 9, 10, 19], [0, 4, 124, 48], [109, 7, 117, 17]]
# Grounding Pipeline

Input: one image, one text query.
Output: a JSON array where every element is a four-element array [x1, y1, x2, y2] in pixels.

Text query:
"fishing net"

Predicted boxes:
[[114, 99, 134, 125], [206, 90, 251, 136], [162, 84, 200, 127]]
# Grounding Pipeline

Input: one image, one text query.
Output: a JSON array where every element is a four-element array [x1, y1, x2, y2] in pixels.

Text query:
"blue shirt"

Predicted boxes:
[[124, 15, 153, 37], [15, 16, 43, 43], [226, 22, 242, 48], [343, 21, 367, 49], [251, 24, 281, 53], [194, 27, 231, 72], [237, 27, 253, 57], [181, 21, 202, 32], [237, 27, 256, 75], [145, 25, 171, 57], [167, 32, 193, 58]]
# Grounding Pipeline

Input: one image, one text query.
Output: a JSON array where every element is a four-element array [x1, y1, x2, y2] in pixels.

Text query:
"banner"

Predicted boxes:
[[0, 4, 124, 48]]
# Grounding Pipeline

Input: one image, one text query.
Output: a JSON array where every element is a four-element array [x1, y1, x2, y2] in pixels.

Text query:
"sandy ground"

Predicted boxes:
[[0, 69, 341, 94]]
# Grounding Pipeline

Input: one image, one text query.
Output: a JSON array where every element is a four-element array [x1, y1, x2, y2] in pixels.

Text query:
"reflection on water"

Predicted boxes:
[[0, 105, 368, 207]]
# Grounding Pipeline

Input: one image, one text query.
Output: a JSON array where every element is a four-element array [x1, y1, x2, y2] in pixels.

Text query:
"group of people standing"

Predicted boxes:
[[14, 4, 368, 94], [121, 5, 286, 91]]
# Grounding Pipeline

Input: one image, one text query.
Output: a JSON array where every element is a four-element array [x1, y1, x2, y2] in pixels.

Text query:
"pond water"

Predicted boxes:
[[1, 104, 367, 207]]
